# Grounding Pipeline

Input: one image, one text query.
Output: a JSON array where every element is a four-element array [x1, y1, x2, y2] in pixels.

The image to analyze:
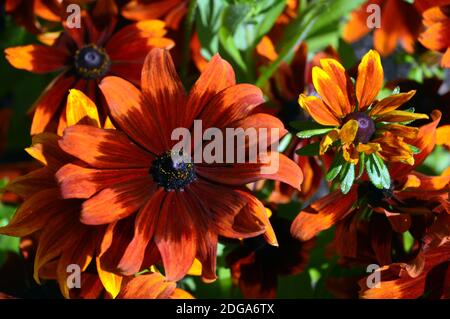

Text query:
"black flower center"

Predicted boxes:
[[74, 44, 111, 79], [343, 112, 375, 144], [359, 182, 394, 207], [150, 151, 196, 191]]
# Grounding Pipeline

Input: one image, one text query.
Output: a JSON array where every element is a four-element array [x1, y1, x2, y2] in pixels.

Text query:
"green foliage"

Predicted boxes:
[[365, 153, 391, 189]]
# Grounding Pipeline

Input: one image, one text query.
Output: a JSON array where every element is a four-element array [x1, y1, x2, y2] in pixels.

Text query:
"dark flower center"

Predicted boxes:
[[359, 182, 394, 207], [74, 44, 111, 79], [150, 151, 196, 191], [343, 112, 375, 144]]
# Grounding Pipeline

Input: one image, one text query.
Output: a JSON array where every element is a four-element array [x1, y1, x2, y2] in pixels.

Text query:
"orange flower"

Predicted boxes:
[[70, 271, 193, 299], [4, 0, 63, 33], [121, 0, 189, 30], [4, 7, 173, 135], [419, 4, 450, 68], [0, 90, 194, 299], [343, 0, 422, 57], [297, 50, 428, 192], [55, 48, 303, 283], [359, 242, 450, 299]]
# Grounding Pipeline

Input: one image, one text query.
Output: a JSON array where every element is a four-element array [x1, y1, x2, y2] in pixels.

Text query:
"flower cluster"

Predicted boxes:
[[0, 0, 448, 300]]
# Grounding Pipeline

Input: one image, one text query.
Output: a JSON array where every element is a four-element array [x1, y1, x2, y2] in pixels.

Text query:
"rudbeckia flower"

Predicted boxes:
[[296, 50, 428, 193], [4, 7, 174, 135], [0, 89, 194, 299], [419, 4, 450, 68], [55, 48, 303, 283], [343, 0, 422, 57], [4, 0, 64, 34], [121, 0, 189, 30], [291, 111, 450, 273]]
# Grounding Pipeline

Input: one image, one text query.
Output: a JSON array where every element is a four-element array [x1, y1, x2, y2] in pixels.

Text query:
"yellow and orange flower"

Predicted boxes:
[[343, 0, 422, 57], [291, 110, 450, 286], [297, 50, 428, 192], [419, 4, 450, 68], [53, 48, 303, 284], [121, 0, 189, 30], [4, 7, 173, 135]]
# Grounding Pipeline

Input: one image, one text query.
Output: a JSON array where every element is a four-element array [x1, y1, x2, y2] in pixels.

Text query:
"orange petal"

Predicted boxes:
[[185, 54, 236, 127], [196, 152, 303, 191], [99, 76, 166, 154], [59, 125, 153, 169], [4, 45, 68, 73], [356, 50, 384, 110], [342, 1, 372, 43], [290, 187, 358, 241], [199, 83, 265, 129], [256, 36, 278, 61], [369, 90, 416, 115], [312, 66, 349, 117], [81, 177, 153, 225], [319, 58, 354, 114], [298, 94, 340, 126], [141, 48, 186, 138], [0, 188, 62, 237], [154, 192, 197, 281], [374, 110, 429, 123], [356, 142, 381, 155], [441, 47, 450, 68], [117, 190, 165, 275], [30, 74, 77, 135], [339, 119, 358, 144], [118, 273, 177, 299], [419, 20, 450, 51], [389, 110, 442, 178], [320, 129, 339, 154], [436, 125, 450, 149], [56, 163, 149, 199]]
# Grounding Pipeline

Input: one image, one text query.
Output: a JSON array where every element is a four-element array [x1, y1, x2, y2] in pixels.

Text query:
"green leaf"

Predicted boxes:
[[255, 0, 325, 87], [326, 152, 344, 181], [254, 0, 287, 43], [297, 128, 333, 138], [337, 38, 357, 69], [366, 153, 391, 189], [295, 141, 321, 156], [339, 162, 355, 194], [357, 152, 365, 179], [408, 144, 421, 155]]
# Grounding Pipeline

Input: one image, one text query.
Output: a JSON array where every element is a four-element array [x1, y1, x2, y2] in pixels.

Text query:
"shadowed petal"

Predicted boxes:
[[117, 190, 166, 275], [81, 177, 154, 225], [291, 187, 358, 241]]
